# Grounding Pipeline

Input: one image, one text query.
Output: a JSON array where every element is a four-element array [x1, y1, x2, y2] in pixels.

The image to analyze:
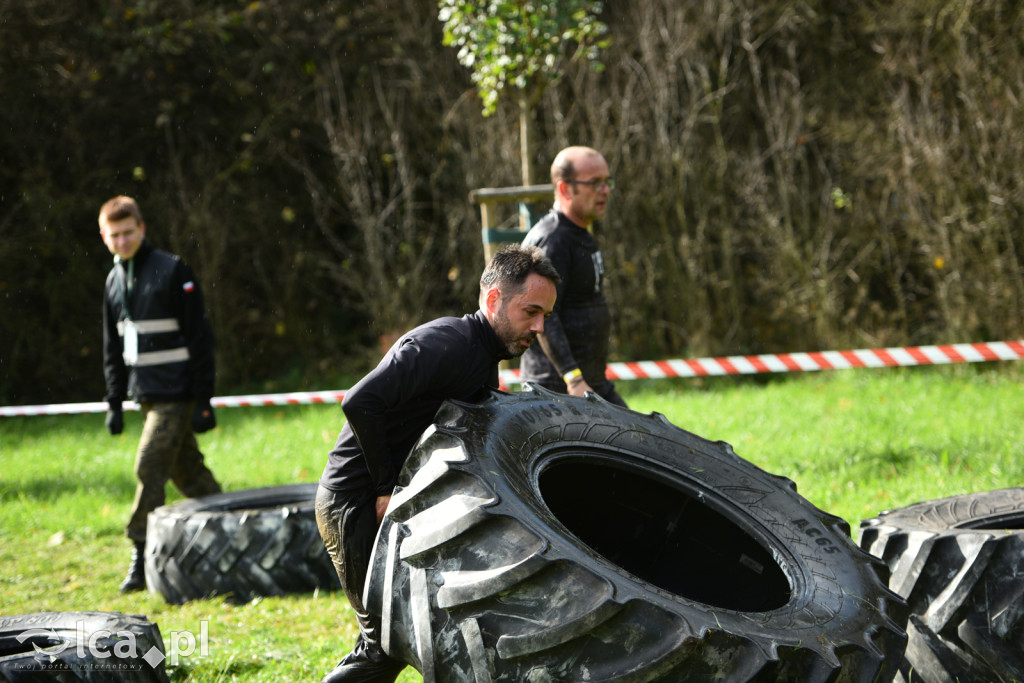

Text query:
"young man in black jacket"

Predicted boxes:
[[99, 195, 222, 592], [316, 245, 559, 682], [520, 145, 627, 407]]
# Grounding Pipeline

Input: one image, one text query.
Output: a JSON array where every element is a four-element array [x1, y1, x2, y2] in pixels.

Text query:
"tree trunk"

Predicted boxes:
[[519, 92, 533, 188]]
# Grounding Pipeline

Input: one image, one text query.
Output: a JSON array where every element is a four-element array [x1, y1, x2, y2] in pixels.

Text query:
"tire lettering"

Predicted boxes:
[[521, 405, 566, 424], [540, 405, 562, 418], [793, 518, 838, 552]]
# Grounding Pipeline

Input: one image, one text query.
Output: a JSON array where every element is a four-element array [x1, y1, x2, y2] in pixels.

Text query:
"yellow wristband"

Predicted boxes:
[[562, 368, 583, 384]]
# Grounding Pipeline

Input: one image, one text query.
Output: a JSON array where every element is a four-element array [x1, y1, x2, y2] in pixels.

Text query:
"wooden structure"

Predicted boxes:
[[470, 184, 554, 261]]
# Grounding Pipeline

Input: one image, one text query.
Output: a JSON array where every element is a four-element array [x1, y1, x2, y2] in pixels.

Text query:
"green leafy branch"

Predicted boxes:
[[439, 0, 609, 116]]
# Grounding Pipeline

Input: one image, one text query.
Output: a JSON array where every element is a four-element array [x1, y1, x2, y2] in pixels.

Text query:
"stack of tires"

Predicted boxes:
[[363, 386, 909, 682], [859, 488, 1024, 682]]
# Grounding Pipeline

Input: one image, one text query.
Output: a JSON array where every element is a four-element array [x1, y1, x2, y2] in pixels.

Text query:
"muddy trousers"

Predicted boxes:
[[315, 485, 405, 683], [125, 401, 222, 543]]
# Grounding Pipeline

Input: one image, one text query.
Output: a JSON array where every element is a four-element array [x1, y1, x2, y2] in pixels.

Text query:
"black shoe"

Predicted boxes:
[[320, 636, 404, 683], [119, 541, 146, 593]]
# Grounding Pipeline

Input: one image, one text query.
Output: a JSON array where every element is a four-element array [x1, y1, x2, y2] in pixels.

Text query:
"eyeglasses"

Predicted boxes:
[[566, 177, 615, 191]]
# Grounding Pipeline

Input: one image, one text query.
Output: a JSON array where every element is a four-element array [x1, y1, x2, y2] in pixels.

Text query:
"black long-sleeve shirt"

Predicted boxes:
[[520, 210, 611, 386], [319, 310, 509, 496]]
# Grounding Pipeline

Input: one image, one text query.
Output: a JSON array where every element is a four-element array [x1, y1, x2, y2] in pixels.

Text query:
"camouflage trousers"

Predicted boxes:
[[125, 401, 222, 542]]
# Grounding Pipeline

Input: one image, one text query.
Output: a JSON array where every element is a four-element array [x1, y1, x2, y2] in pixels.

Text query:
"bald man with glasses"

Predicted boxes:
[[520, 145, 628, 407]]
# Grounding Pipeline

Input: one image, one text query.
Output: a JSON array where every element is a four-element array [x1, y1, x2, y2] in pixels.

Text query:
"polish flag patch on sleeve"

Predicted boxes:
[[183, 281, 195, 293]]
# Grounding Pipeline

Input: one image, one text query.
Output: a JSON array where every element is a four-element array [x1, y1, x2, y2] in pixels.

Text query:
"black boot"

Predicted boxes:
[[119, 541, 146, 593], [320, 635, 405, 683], [320, 609, 404, 683]]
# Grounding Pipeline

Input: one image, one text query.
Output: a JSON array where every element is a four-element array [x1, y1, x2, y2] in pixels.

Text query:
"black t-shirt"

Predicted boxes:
[[520, 210, 611, 385], [319, 310, 509, 496]]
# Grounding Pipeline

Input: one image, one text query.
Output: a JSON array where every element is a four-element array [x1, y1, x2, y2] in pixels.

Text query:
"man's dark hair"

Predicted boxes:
[[99, 195, 144, 225], [551, 156, 577, 184], [550, 146, 602, 185], [480, 245, 560, 297]]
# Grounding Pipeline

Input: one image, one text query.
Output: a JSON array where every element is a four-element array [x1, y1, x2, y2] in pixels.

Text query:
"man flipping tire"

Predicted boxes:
[[315, 246, 560, 682]]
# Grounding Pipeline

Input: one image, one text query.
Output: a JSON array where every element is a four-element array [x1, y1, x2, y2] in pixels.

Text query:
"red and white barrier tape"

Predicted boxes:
[[3, 340, 1022, 418], [0, 390, 349, 418], [503, 340, 1024, 383]]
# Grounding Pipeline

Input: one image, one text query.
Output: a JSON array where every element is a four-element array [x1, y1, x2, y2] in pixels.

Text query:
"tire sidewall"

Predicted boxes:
[[419, 386, 896, 650]]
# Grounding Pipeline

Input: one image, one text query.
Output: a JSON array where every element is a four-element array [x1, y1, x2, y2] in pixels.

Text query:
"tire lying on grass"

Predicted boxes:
[[0, 611, 168, 682], [145, 483, 340, 604], [858, 487, 1024, 683], [365, 385, 908, 682]]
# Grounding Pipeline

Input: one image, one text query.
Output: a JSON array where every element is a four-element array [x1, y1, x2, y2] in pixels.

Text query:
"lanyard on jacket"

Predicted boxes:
[[115, 256, 139, 364], [115, 256, 134, 321]]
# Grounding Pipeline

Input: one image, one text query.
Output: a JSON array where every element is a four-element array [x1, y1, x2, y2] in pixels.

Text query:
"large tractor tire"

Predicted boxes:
[[858, 487, 1024, 683], [0, 611, 168, 682], [365, 385, 907, 682], [145, 484, 340, 604]]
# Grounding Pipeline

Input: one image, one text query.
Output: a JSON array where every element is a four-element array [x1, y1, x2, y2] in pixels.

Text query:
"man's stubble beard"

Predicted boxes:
[[493, 305, 536, 358]]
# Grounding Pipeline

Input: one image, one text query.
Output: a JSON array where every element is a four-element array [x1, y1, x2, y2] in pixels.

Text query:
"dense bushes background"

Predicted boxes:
[[2, 0, 1022, 405]]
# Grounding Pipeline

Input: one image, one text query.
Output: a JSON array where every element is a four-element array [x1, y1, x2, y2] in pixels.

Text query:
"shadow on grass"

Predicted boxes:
[[2, 470, 138, 504], [848, 444, 922, 470]]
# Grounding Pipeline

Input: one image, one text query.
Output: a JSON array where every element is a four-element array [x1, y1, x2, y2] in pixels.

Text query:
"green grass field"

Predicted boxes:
[[2, 364, 1023, 681]]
